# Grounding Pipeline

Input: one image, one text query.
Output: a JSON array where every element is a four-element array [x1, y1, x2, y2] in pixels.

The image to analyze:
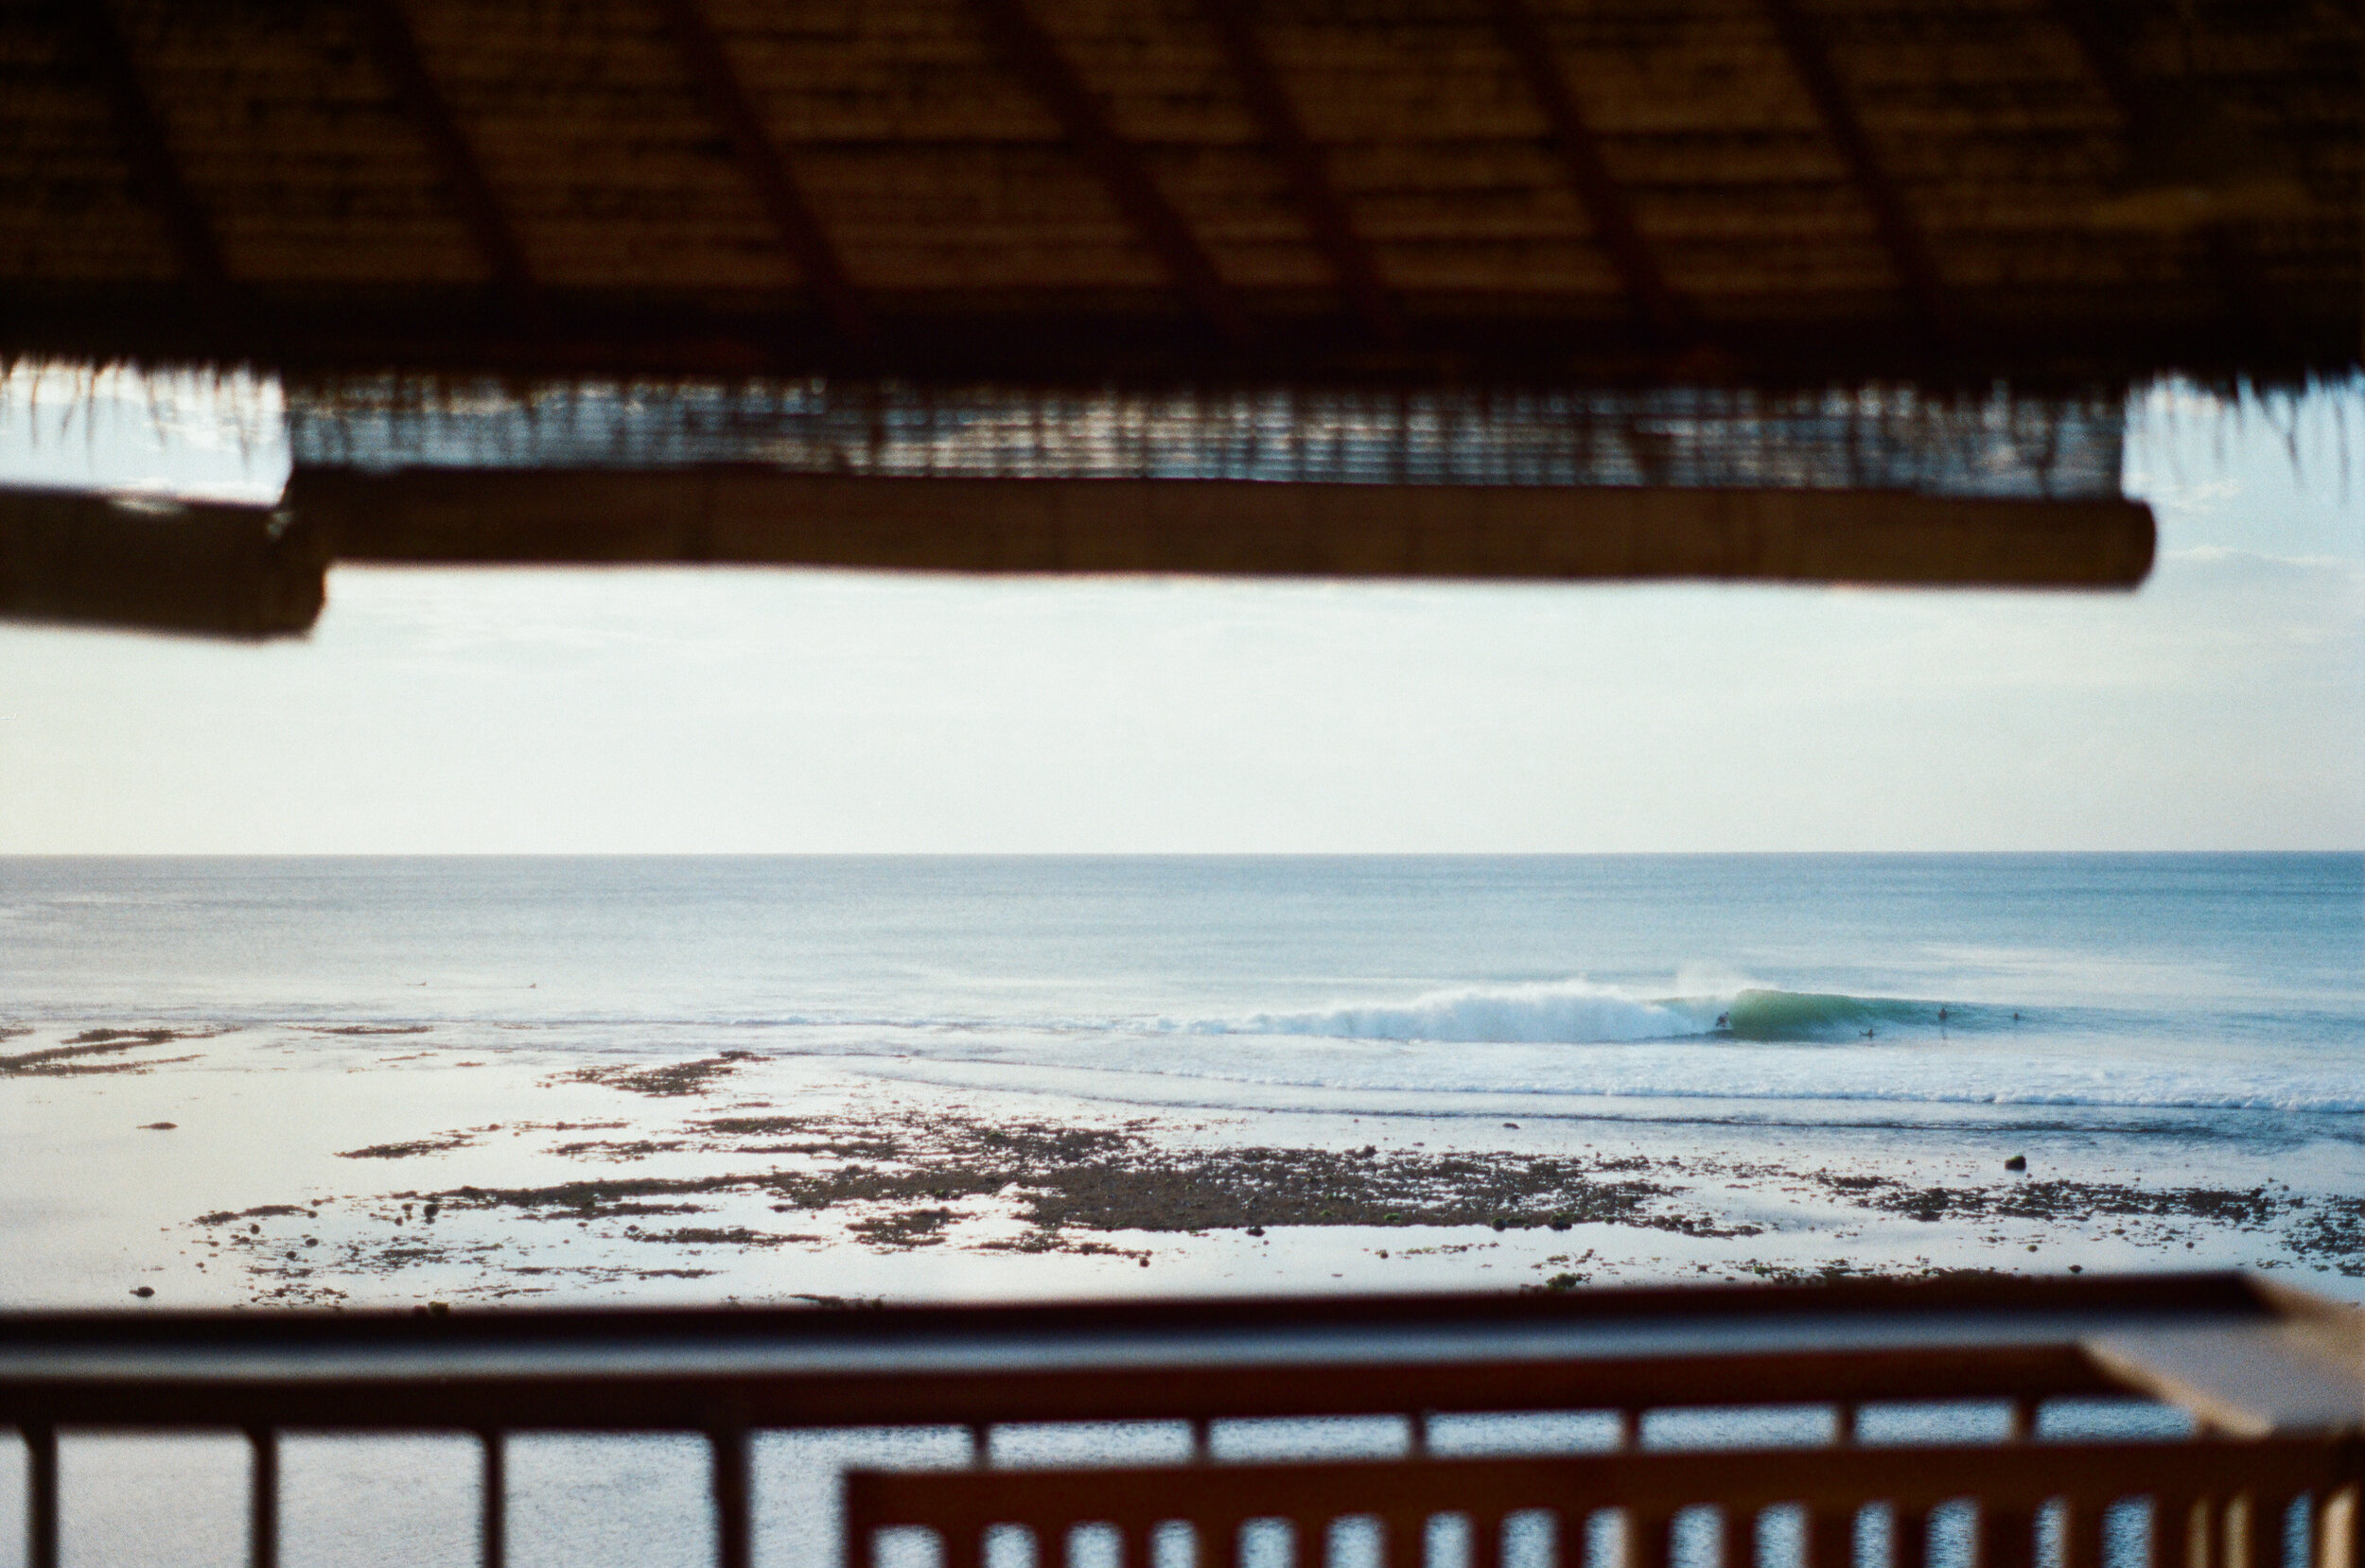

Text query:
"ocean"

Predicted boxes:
[[5, 852, 2356, 1140], [3, 853, 2356, 1567]]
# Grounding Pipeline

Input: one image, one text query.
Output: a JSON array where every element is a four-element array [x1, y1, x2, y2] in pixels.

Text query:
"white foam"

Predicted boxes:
[[1183, 978, 1694, 1044]]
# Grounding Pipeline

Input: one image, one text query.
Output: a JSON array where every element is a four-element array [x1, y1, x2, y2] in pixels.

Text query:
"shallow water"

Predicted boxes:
[[5, 854, 2356, 1138]]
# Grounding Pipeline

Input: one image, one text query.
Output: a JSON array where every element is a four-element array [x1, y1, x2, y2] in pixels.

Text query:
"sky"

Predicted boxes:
[[0, 366, 2357, 853]]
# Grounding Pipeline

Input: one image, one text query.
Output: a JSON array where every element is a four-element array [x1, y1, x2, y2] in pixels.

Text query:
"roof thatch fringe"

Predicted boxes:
[[0, 358, 284, 488], [284, 376, 2128, 502]]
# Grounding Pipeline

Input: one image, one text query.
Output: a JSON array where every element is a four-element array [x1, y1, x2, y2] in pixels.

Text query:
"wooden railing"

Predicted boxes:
[[848, 1437, 2362, 1568], [4, 1274, 2356, 1568]]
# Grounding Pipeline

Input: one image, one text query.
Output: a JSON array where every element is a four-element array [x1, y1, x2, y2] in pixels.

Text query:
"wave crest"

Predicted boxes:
[[1206, 980, 1691, 1044], [1182, 982, 2013, 1045]]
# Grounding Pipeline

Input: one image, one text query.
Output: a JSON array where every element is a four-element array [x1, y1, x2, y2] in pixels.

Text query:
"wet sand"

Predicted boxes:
[[2, 1025, 2356, 1310]]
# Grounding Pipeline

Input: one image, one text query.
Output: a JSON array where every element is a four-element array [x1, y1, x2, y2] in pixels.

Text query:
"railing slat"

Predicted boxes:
[[2176, 1499, 2215, 1568], [2065, 1497, 2108, 1568], [1386, 1510, 1423, 1568], [1805, 1507, 1851, 1568], [2228, 1496, 2281, 1568], [2320, 1486, 2360, 1568], [248, 1425, 279, 1568], [26, 1424, 58, 1568], [1215, 1517, 1244, 1568], [1893, 1507, 1928, 1568], [1469, 1512, 1501, 1568], [711, 1424, 752, 1568], [480, 1429, 505, 1568], [1628, 1508, 1674, 1568], [1990, 1503, 2040, 1568]]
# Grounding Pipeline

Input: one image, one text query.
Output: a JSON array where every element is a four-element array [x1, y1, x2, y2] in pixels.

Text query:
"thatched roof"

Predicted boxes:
[[3, 0, 2347, 632], [3, 0, 2355, 390]]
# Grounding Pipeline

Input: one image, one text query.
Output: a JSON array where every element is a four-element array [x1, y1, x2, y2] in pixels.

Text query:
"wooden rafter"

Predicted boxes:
[[353, 0, 537, 314], [2046, 0, 2276, 353], [2046, 0, 2141, 120], [651, 0, 869, 346], [1195, 0, 1397, 345], [71, 2, 230, 320], [966, 0, 1253, 347], [1488, 0, 1688, 346], [1760, 0, 1957, 348]]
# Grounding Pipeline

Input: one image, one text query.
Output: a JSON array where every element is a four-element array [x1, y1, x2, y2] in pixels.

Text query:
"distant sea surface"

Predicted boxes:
[[5, 854, 2357, 1140]]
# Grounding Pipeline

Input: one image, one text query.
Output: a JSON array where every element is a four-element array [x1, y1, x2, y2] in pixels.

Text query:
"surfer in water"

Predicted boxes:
[[1714, 1011, 1729, 1030]]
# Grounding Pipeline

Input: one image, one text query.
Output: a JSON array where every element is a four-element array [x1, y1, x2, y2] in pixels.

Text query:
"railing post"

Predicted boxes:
[[1387, 1511, 1427, 1568], [2321, 1486, 2361, 1568], [1469, 1512, 1501, 1568], [1984, 1502, 2037, 1568], [1894, 1507, 1928, 1568], [247, 1425, 279, 1568], [26, 1424, 58, 1568], [1805, 1507, 1851, 1568], [710, 1421, 751, 1568], [2063, 1497, 2107, 1568], [2224, 1496, 2278, 1568], [1626, 1508, 1673, 1568], [2162, 1497, 2212, 1568], [479, 1428, 505, 1568], [2220, 1498, 2250, 1568], [1214, 1515, 1243, 1568]]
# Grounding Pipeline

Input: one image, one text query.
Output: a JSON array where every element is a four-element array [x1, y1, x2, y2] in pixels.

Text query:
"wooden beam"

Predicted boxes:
[[2046, 0, 2282, 354], [651, 0, 869, 346], [352, 0, 537, 315], [1760, 0, 1957, 349], [2046, 0, 2141, 121], [965, 0, 1253, 347], [1195, 0, 1398, 345], [69, 2, 231, 322], [1487, 0, 1688, 346], [294, 467, 2156, 587], [0, 488, 325, 637]]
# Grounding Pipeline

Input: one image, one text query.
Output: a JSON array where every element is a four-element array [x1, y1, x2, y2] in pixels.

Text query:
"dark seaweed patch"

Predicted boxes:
[[551, 1140, 690, 1160], [642, 1227, 802, 1247], [339, 1133, 477, 1159], [196, 1205, 311, 1226], [2, 1029, 206, 1076], [1862, 1177, 2295, 1228], [440, 1175, 751, 1218], [568, 1054, 758, 1097]]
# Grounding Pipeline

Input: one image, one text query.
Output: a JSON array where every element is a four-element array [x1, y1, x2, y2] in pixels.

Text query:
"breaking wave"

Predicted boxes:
[[1187, 981, 2010, 1046], [1227, 980, 1691, 1044]]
